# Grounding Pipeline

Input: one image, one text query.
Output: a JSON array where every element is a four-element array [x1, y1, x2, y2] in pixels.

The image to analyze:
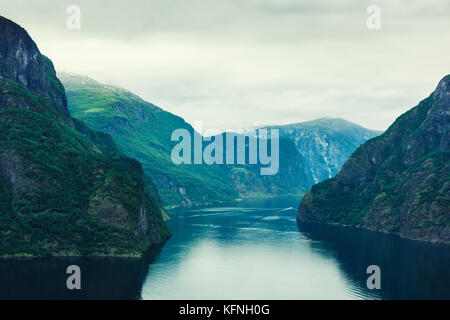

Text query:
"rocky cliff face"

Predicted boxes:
[[266, 119, 381, 183], [298, 75, 450, 243], [0, 17, 69, 119], [0, 16, 169, 257]]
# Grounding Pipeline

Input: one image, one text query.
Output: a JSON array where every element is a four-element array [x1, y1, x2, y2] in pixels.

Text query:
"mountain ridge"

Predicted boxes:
[[272, 117, 382, 132]]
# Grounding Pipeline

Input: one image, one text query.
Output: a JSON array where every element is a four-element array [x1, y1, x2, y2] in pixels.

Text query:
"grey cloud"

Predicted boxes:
[[0, 0, 449, 131]]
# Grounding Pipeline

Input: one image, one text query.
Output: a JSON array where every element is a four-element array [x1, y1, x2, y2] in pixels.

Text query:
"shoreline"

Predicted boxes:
[[163, 193, 304, 210], [0, 239, 168, 260], [296, 217, 450, 246]]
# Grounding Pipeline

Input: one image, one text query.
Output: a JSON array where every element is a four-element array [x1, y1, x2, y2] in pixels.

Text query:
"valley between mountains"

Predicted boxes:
[[60, 73, 381, 208], [0, 15, 448, 259]]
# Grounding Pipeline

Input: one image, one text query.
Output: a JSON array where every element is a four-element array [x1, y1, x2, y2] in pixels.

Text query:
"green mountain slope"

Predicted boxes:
[[61, 74, 378, 206], [0, 16, 169, 257], [61, 74, 312, 205], [219, 132, 312, 199], [298, 75, 450, 243], [61, 73, 239, 206]]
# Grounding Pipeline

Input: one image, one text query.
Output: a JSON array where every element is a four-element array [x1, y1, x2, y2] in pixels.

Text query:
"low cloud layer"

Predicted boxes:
[[2, 0, 449, 130]]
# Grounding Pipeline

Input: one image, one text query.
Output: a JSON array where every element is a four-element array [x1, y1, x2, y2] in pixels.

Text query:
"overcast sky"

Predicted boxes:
[[2, 0, 449, 131]]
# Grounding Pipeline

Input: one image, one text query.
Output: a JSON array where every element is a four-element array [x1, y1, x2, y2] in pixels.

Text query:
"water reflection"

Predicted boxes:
[[1, 197, 449, 300], [296, 222, 450, 299], [0, 245, 162, 299], [142, 197, 377, 299]]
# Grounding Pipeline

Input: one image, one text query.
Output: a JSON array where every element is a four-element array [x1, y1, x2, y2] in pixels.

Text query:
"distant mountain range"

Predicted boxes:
[[61, 73, 381, 206], [298, 75, 450, 243], [266, 118, 382, 183]]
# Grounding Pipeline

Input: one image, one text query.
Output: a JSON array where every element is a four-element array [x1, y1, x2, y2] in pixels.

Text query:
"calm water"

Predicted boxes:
[[1, 196, 449, 299]]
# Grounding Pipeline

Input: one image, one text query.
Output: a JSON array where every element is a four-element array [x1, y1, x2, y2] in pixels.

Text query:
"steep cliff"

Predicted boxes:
[[266, 119, 381, 183], [298, 75, 450, 243], [0, 16, 170, 257]]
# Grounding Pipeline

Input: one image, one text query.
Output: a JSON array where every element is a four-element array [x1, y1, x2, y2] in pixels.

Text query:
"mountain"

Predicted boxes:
[[0, 16, 170, 257], [61, 74, 377, 206], [298, 75, 450, 243], [265, 118, 382, 183], [224, 133, 313, 199], [61, 73, 312, 205], [60, 73, 239, 206]]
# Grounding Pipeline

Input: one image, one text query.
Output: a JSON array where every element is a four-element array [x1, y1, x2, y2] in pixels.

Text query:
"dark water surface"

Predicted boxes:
[[1, 197, 449, 299]]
